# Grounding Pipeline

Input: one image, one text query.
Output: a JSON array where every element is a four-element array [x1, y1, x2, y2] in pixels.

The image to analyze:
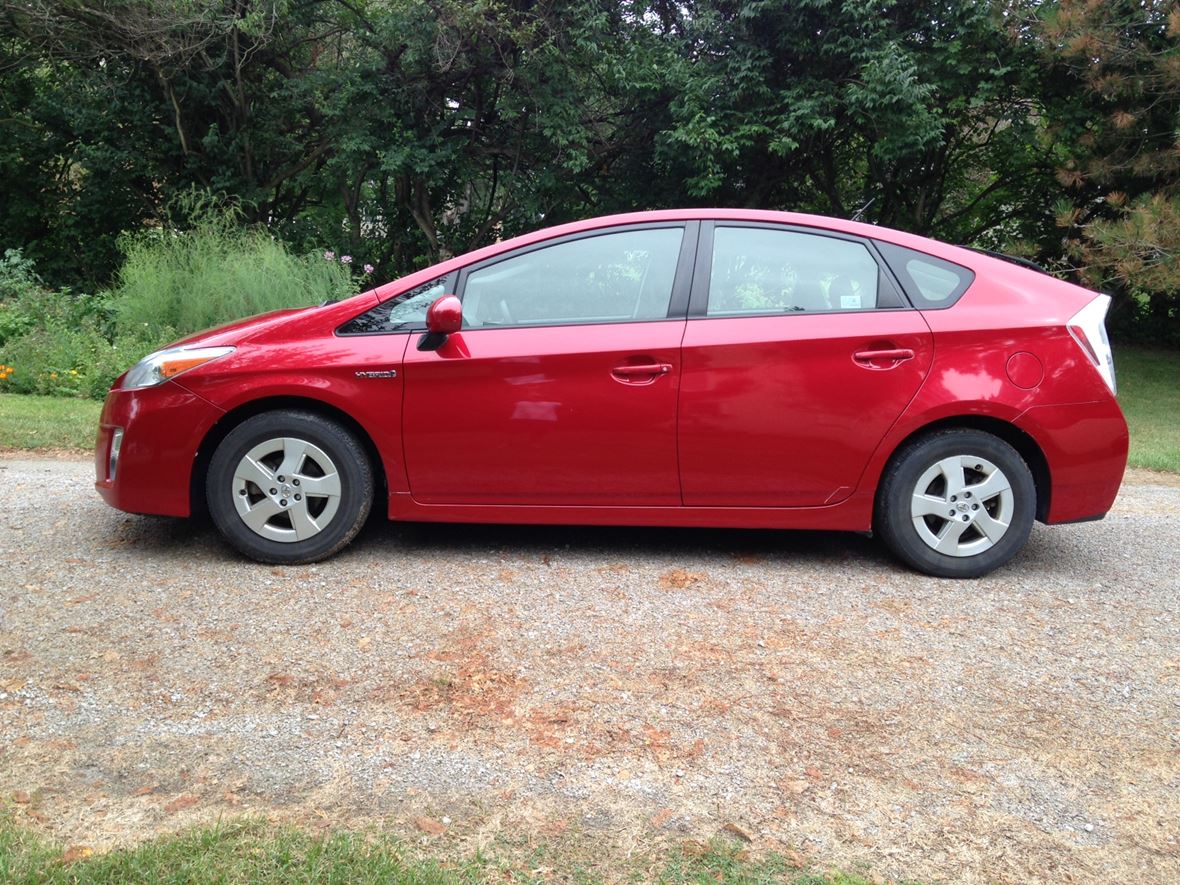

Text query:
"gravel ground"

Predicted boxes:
[[1, 456, 1178, 882]]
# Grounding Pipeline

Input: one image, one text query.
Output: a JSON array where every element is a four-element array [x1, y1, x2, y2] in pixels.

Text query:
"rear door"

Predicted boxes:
[[678, 223, 933, 507], [402, 223, 696, 506]]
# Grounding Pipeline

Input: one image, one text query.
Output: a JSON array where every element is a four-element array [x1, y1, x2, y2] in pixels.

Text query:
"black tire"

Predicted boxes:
[[206, 410, 373, 564], [875, 429, 1036, 578]]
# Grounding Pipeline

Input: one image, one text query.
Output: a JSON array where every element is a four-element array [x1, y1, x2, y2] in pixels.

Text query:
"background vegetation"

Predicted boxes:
[[0, 0, 1177, 392]]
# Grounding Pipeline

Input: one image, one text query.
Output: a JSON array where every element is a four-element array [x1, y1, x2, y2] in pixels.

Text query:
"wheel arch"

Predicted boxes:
[[877, 415, 1052, 522], [190, 395, 389, 516]]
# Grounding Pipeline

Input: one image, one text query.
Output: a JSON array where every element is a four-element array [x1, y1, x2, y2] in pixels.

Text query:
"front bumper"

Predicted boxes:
[[1015, 398, 1129, 524], [95, 382, 225, 517]]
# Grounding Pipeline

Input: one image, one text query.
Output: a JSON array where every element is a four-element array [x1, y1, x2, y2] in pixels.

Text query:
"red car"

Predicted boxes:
[[95, 210, 1127, 577]]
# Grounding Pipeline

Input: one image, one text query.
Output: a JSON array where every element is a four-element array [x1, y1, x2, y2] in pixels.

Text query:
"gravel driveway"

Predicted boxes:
[[1, 456, 1178, 882]]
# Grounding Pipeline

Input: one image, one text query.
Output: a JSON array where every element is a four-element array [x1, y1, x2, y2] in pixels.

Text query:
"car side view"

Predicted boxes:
[[95, 210, 1128, 577]]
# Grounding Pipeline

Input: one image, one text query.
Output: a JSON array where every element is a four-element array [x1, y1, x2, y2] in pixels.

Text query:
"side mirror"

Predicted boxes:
[[426, 295, 463, 334], [419, 294, 462, 351]]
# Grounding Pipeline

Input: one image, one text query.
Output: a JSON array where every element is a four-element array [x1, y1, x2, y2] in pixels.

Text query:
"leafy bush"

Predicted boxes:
[[109, 210, 354, 340], [0, 249, 41, 299], [0, 249, 45, 345], [0, 322, 157, 399], [1, 204, 357, 399]]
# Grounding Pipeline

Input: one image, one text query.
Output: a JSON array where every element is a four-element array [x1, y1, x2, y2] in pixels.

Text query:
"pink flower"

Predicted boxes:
[[341, 255, 353, 265], [323, 250, 335, 260], [363, 264, 375, 275]]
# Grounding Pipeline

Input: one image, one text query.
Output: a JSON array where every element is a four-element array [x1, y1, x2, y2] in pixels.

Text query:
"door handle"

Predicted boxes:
[[612, 363, 672, 376], [611, 362, 673, 384], [853, 348, 914, 365]]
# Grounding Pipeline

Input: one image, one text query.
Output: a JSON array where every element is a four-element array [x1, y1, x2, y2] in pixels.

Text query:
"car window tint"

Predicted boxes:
[[338, 277, 447, 334], [707, 227, 883, 316], [875, 241, 975, 309], [462, 228, 682, 328]]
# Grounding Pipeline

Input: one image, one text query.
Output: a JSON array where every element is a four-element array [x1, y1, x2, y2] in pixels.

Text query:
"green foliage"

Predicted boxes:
[[0, 217, 347, 399], [0, 0, 1176, 344], [109, 209, 353, 340], [0, 323, 155, 399], [1040, 0, 1180, 341]]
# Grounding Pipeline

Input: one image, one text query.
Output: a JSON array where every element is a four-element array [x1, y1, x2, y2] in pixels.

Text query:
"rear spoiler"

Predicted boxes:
[[963, 247, 1051, 276]]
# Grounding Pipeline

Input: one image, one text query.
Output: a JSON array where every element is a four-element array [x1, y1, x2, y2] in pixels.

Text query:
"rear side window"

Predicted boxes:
[[706, 227, 900, 316], [876, 242, 975, 309]]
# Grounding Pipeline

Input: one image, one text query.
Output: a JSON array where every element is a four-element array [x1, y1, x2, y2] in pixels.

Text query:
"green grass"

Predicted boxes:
[[0, 815, 888, 884], [1, 347, 1177, 473], [0, 393, 101, 451], [1115, 347, 1180, 473]]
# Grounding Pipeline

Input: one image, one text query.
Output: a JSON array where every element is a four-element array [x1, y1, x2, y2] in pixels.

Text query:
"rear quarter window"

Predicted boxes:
[[876, 242, 975, 309]]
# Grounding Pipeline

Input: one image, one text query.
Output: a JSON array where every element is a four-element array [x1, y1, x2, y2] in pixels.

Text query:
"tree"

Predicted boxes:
[[1040, 0, 1180, 341], [657, 0, 1053, 245]]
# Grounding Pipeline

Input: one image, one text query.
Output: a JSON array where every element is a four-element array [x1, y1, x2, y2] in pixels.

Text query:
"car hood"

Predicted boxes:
[[165, 306, 318, 350]]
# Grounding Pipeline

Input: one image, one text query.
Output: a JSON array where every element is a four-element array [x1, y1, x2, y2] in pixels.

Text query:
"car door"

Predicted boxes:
[[678, 222, 934, 507], [401, 223, 697, 506]]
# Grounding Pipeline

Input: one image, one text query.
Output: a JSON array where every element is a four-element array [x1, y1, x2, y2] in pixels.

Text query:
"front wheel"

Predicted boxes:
[[875, 429, 1036, 578], [206, 410, 373, 564]]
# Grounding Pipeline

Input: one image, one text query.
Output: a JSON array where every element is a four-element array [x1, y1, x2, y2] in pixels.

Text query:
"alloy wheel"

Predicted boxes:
[[231, 436, 342, 542], [909, 455, 1014, 558]]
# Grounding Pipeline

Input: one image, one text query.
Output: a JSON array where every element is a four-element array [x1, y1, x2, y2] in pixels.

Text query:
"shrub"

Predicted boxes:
[[109, 211, 354, 339], [0, 249, 46, 345], [0, 321, 159, 399], [1, 205, 358, 399]]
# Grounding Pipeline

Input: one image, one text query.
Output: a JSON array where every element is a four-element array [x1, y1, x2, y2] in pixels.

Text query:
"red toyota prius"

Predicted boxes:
[[95, 210, 1128, 577]]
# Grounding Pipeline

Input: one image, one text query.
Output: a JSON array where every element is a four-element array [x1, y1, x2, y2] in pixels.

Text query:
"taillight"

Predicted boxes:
[[1067, 295, 1116, 394]]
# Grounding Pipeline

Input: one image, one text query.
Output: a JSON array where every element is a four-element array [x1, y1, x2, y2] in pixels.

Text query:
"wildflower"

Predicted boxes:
[[50, 372, 58, 379], [340, 255, 353, 265], [363, 264, 375, 275], [69, 369, 78, 375], [323, 250, 335, 261]]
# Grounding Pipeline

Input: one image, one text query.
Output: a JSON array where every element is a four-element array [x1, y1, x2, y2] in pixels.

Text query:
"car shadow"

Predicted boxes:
[[99, 506, 898, 571], [353, 512, 896, 571]]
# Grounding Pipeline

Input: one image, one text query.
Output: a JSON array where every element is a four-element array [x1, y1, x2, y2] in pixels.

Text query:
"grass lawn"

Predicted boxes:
[[0, 393, 101, 452], [1114, 347, 1180, 473], [0, 346, 1176, 473], [0, 815, 884, 884]]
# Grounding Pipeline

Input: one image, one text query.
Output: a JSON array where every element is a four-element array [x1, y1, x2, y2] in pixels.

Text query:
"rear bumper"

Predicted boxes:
[[1015, 398, 1128, 524], [95, 382, 224, 517]]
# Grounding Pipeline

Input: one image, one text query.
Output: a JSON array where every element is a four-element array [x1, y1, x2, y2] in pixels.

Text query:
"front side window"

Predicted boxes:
[[338, 277, 448, 335], [461, 228, 683, 329], [707, 227, 889, 316]]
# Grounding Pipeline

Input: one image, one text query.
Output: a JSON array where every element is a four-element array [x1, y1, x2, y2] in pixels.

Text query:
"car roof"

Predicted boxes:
[[369, 209, 1016, 303]]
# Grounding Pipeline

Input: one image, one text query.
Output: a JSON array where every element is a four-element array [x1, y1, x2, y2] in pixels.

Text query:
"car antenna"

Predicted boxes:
[[851, 197, 875, 222]]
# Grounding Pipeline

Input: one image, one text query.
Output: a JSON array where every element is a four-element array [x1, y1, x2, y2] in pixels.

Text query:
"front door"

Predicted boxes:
[[402, 224, 695, 506]]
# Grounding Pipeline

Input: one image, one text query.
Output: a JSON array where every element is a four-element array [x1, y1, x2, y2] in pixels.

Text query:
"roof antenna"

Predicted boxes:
[[851, 197, 875, 222]]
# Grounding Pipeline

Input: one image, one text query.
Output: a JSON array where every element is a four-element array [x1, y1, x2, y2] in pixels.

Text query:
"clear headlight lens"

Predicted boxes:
[[121, 345, 236, 390]]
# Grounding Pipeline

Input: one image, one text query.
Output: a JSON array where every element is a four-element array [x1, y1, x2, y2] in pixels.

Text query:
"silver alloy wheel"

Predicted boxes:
[[231, 437, 342, 543], [910, 455, 1015, 558]]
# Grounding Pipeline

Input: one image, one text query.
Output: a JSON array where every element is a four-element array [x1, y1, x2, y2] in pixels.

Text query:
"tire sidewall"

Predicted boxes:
[[206, 411, 372, 564], [877, 431, 1036, 578]]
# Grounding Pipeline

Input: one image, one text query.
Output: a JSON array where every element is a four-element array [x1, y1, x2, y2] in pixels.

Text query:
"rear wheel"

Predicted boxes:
[[206, 410, 372, 564], [875, 429, 1035, 578]]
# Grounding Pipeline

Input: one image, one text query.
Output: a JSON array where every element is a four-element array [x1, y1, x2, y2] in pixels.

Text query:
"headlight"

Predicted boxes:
[[120, 345, 236, 390]]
